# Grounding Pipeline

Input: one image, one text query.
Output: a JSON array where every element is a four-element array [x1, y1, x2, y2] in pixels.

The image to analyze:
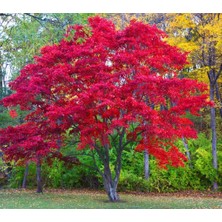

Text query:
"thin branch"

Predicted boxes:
[[62, 152, 103, 177], [23, 13, 57, 33], [0, 13, 12, 17], [214, 64, 222, 84], [93, 143, 105, 163], [109, 133, 118, 143], [24, 13, 57, 25], [91, 149, 103, 176], [122, 130, 145, 148], [114, 128, 125, 183], [78, 162, 103, 176]]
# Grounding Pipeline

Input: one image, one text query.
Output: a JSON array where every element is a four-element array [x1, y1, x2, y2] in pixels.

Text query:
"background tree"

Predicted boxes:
[[0, 13, 92, 81], [166, 13, 222, 190]]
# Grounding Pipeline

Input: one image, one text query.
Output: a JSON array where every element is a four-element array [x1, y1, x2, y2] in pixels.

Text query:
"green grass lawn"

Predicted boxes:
[[0, 189, 222, 209]]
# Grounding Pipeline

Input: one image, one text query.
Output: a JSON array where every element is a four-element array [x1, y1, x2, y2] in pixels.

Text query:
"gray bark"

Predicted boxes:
[[207, 41, 219, 190], [144, 150, 150, 180], [95, 146, 120, 202], [215, 82, 222, 119], [103, 166, 119, 202], [95, 129, 126, 202], [22, 163, 29, 188], [102, 153, 120, 202], [0, 59, 3, 99], [210, 82, 218, 190], [36, 158, 43, 193], [182, 137, 192, 166], [121, 14, 126, 29]]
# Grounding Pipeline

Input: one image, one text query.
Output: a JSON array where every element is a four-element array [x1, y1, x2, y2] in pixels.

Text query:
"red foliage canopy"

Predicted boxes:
[[0, 16, 210, 167]]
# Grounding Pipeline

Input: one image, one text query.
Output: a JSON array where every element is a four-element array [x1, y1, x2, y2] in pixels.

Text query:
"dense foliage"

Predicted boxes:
[[1, 14, 221, 202]]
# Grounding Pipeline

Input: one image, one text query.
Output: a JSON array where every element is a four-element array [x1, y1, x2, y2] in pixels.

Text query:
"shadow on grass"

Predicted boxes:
[[97, 199, 128, 203]]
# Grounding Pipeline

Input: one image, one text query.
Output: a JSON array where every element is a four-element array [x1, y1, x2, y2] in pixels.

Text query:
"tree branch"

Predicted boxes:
[[122, 130, 144, 148], [114, 128, 125, 184], [214, 64, 222, 84]]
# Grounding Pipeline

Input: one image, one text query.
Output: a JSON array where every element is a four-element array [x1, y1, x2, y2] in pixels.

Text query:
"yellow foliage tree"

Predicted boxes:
[[166, 14, 222, 83], [166, 13, 222, 190]]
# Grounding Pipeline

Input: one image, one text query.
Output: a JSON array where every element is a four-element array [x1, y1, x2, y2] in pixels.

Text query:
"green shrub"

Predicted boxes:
[[42, 158, 64, 188], [8, 163, 36, 188], [118, 170, 149, 192], [6, 132, 222, 192]]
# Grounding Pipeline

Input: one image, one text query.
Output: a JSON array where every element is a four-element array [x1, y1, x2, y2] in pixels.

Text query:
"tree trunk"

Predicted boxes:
[[94, 128, 125, 202], [121, 14, 126, 29], [182, 137, 192, 168], [103, 160, 119, 202], [144, 150, 150, 180], [0, 61, 3, 100], [36, 158, 43, 193], [103, 178, 119, 202], [215, 82, 222, 119], [210, 83, 218, 190], [22, 163, 29, 189], [103, 173, 119, 202]]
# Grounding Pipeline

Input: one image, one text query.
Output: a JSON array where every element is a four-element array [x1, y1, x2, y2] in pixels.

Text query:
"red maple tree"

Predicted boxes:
[[0, 16, 210, 200]]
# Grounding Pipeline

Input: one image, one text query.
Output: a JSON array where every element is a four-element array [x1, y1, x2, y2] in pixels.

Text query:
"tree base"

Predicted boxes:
[[107, 188, 119, 202], [213, 182, 218, 191], [36, 187, 43, 193]]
